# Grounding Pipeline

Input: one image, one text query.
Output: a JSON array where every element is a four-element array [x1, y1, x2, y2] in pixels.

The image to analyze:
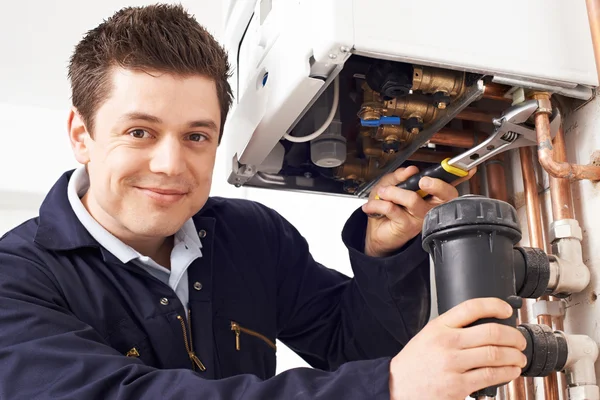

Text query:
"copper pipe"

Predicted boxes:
[[483, 82, 512, 102], [485, 153, 527, 400], [469, 170, 481, 195], [549, 125, 575, 220], [430, 128, 488, 148], [456, 108, 494, 124], [520, 147, 545, 248], [586, 0, 600, 84], [535, 112, 600, 180], [407, 150, 456, 164], [547, 123, 571, 397], [520, 146, 560, 400], [485, 155, 508, 202]]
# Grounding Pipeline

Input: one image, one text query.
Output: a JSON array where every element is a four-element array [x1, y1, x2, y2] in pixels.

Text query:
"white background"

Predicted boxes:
[[0, 0, 379, 375]]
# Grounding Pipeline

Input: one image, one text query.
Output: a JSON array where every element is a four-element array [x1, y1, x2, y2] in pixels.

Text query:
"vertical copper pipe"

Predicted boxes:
[[485, 154, 526, 400], [550, 125, 575, 220], [548, 123, 572, 397], [520, 146, 560, 400], [586, 0, 600, 84], [469, 171, 481, 195], [486, 155, 508, 202], [519, 147, 545, 248]]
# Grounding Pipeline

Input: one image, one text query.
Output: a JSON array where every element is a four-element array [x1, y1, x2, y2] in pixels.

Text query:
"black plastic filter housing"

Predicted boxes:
[[422, 195, 523, 398]]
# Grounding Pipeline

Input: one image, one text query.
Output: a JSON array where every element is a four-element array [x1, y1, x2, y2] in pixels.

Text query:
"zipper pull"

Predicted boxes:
[[190, 352, 207, 371], [231, 321, 241, 351]]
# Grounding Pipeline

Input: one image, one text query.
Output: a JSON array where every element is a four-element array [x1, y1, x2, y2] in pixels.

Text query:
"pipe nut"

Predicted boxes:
[[536, 98, 553, 115], [568, 385, 600, 400], [550, 219, 583, 242]]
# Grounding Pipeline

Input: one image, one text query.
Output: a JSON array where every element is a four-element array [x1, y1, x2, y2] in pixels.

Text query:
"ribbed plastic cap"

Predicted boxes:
[[422, 195, 520, 239]]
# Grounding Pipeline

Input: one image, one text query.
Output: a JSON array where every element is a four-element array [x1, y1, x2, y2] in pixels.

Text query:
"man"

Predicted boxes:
[[0, 4, 526, 399]]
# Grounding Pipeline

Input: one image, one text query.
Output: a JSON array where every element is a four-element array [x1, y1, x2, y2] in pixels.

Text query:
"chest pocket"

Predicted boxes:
[[213, 314, 277, 380], [105, 317, 158, 367]]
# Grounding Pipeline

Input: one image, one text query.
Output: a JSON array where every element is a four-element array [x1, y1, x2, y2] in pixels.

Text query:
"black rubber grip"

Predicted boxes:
[[397, 164, 464, 196]]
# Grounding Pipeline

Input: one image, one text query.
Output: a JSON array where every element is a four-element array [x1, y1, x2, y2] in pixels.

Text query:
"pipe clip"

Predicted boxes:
[[533, 299, 566, 319]]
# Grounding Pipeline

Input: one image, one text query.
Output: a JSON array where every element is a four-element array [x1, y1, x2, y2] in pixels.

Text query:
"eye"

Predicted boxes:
[[188, 133, 207, 142], [129, 129, 151, 139]]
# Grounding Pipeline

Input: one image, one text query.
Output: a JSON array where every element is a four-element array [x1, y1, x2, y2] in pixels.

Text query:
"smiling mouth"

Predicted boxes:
[[135, 187, 188, 204]]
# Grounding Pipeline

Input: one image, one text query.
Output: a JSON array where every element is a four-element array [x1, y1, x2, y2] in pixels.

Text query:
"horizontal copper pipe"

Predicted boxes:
[[407, 149, 456, 164], [535, 112, 600, 180], [483, 82, 512, 102], [586, 0, 600, 83], [430, 128, 487, 148], [456, 108, 494, 123]]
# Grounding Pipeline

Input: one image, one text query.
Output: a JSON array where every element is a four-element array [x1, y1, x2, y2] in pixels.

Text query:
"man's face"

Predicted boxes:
[[69, 67, 221, 239]]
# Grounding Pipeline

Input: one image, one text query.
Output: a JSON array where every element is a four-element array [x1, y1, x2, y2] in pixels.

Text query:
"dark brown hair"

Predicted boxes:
[[68, 3, 233, 142]]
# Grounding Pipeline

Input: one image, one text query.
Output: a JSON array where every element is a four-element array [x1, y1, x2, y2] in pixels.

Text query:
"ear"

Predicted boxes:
[[67, 107, 92, 164]]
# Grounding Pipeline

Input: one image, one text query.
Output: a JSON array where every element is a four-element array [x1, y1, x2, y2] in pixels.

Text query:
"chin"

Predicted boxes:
[[126, 212, 189, 237]]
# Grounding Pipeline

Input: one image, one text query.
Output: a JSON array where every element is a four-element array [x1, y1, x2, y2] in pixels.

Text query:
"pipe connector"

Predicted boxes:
[[550, 219, 583, 242], [546, 219, 590, 296], [558, 332, 600, 400]]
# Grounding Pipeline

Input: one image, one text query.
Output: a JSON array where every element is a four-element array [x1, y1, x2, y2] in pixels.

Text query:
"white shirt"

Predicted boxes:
[[67, 166, 202, 314]]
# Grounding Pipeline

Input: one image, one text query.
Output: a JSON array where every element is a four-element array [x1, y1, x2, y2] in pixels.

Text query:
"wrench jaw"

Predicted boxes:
[[447, 100, 562, 172]]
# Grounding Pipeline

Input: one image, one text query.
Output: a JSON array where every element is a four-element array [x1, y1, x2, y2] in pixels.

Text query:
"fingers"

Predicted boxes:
[[458, 323, 527, 351], [371, 165, 420, 196], [438, 298, 514, 329], [375, 186, 430, 219], [463, 366, 522, 393], [362, 198, 406, 221], [418, 176, 459, 203], [457, 345, 527, 372]]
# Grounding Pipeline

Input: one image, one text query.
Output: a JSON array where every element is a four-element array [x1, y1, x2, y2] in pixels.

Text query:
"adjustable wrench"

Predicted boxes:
[[383, 99, 561, 198]]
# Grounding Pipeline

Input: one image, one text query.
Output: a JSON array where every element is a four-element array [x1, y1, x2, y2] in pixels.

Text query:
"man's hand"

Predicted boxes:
[[362, 165, 475, 257], [389, 298, 527, 400]]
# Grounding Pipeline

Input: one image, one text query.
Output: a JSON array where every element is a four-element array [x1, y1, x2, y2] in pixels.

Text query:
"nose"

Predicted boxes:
[[148, 135, 186, 176]]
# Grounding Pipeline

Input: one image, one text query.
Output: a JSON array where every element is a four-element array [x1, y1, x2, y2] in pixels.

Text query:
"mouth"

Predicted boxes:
[[135, 187, 188, 204]]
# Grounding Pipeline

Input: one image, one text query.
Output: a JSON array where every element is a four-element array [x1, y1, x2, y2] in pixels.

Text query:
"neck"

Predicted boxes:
[[81, 192, 174, 269]]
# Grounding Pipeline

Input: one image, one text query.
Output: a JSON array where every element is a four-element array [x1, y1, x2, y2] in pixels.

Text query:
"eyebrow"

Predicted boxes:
[[121, 112, 218, 132]]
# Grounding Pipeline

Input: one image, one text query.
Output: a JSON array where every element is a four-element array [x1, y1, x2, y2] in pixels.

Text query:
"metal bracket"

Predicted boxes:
[[532, 299, 566, 319], [227, 154, 258, 187]]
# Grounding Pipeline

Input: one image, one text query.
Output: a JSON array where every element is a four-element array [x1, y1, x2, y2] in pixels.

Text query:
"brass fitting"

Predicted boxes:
[[358, 82, 385, 121], [373, 125, 416, 143], [530, 91, 553, 115], [361, 81, 382, 103], [382, 136, 400, 154], [362, 135, 384, 158], [384, 97, 438, 124], [412, 66, 465, 97], [334, 157, 381, 183], [358, 106, 383, 121]]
